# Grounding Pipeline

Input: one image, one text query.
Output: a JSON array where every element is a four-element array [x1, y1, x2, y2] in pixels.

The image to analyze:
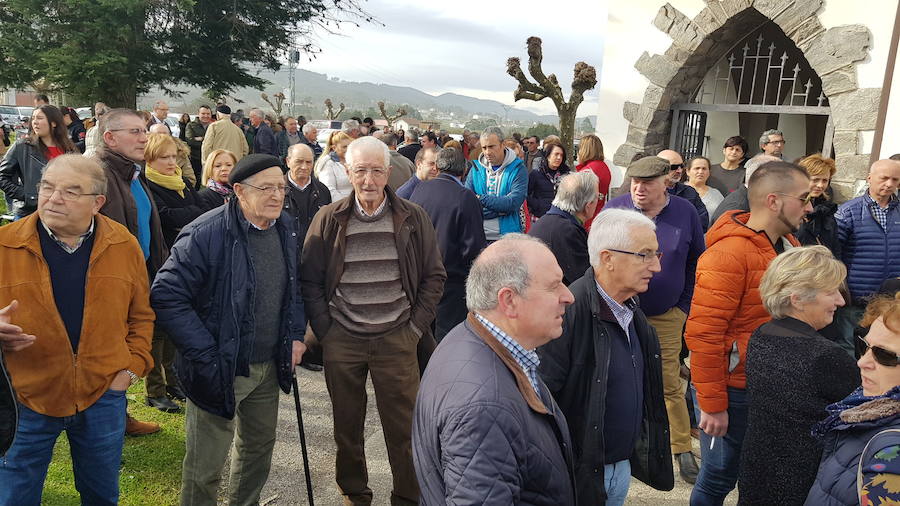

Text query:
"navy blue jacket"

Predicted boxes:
[[528, 206, 588, 285], [408, 173, 485, 282], [527, 167, 569, 218], [836, 195, 900, 301], [150, 199, 306, 419], [413, 315, 576, 505], [669, 182, 709, 231], [252, 123, 278, 157]]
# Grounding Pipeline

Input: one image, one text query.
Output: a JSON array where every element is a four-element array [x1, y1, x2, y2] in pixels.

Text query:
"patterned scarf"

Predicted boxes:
[[206, 179, 233, 198], [813, 385, 900, 438]]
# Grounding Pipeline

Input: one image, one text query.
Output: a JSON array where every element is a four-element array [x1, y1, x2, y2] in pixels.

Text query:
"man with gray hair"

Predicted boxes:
[[529, 171, 600, 284], [398, 129, 421, 163], [759, 129, 785, 158], [711, 153, 779, 224], [249, 108, 277, 157], [408, 147, 486, 340], [301, 136, 446, 505], [300, 122, 322, 161], [413, 234, 576, 504], [382, 132, 414, 191], [342, 118, 361, 139], [150, 100, 171, 134], [465, 126, 528, 240], [539, 208, 673, 505]]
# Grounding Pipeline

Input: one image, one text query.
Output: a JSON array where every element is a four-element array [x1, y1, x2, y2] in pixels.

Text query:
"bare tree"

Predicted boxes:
[[261, 92, 286, 118], [507, 36, 596, 166], [324, 98, 345, 120], [377, 101, 406, 129]]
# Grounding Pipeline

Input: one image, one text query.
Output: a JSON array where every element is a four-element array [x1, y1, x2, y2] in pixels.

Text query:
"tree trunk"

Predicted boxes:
[[559, 108, 576, 168]]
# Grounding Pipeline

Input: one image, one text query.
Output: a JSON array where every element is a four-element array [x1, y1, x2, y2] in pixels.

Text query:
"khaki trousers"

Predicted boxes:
[[180, 361, 280, 506], [647, 307, 692, 455], [323, 323, 420, 506], [146, 327, 178, 397]]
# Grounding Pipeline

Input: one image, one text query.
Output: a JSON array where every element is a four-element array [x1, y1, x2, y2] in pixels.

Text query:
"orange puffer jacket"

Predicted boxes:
[[685, 210, 799, 414]]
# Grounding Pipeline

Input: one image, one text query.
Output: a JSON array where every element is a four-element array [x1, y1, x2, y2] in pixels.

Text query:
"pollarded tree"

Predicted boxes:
[[378, 101, 406, 128], [0, 0, 376, 108], [507, 37, 597, 166], [324, 99, 345, 120]]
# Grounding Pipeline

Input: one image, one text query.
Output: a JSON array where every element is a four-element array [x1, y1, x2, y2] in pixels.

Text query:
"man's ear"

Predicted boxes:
[[496, 286, 519, 318]]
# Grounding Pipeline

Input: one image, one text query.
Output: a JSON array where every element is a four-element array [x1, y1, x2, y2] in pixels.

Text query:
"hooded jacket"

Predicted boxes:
[[685, 210, 799, 413], [465, 147, 527, 237]]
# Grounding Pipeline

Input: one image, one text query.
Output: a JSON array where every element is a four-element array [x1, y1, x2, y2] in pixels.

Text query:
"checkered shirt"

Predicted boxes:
[[474, 313, 541, 396], [865, 193, 897, 229], [596, 280, 635, 343]]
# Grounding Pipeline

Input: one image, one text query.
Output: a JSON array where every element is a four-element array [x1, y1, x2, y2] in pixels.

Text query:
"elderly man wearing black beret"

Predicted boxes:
[[151, 153, 307, 506]]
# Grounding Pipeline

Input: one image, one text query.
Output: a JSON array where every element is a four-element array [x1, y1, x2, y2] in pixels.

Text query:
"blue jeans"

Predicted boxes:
[[690, 385, 747, 506], [0, 388, 127, 506], [604, 459, 631, 506]]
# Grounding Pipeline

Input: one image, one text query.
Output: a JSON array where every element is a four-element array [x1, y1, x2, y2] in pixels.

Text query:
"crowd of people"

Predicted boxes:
[[0, 96, 900, 506]]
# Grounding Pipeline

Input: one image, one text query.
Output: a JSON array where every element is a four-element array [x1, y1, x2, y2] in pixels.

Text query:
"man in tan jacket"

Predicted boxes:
[[201, 104, 249, 165], [0, 155, 153, 504]]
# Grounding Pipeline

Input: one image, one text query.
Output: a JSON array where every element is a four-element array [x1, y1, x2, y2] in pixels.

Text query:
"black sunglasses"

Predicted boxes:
[[670, 163, 684, 170], [858, 336, 900, 367]]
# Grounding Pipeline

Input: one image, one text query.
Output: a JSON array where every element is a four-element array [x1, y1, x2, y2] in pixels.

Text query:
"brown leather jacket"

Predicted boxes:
[[300, 186, 446, 341], [0, 213, 154, 417], [93, 148, 168, 276]]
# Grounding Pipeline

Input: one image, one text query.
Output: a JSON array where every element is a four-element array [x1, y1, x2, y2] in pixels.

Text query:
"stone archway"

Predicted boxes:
[[614, 0, 877, 194]]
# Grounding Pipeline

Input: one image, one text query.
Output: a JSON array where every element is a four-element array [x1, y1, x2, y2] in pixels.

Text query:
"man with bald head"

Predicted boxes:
[[413, 234, 576, 504], [710, 154, 780, 225], [657, 149, 709, 230], [685, 161, 811, 503], [834, 158, 900, 344]]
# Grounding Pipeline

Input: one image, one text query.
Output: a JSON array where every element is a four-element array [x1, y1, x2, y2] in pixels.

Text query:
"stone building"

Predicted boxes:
[[597, 0, 900, 198]]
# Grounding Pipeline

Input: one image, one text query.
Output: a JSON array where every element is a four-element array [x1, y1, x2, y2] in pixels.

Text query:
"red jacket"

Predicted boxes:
[[685, 210, 799, 413], [576, 159, 612, 231]]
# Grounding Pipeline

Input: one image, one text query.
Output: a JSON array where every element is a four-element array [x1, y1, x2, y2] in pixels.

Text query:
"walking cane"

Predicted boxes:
[[292, 373, 315, 505]]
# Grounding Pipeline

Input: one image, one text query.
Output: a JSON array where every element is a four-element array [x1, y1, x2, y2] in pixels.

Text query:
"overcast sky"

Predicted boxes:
[[301, 0, 607, 117]]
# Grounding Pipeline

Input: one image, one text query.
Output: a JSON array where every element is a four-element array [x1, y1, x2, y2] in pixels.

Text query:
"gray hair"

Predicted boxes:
[[760, 245, 846, 319], [587, 209, 657, 267], [346, 136, 390, 169], [553, 171, 600, 214], [342, 119, 359, 134], [405, 130, 419, 142], [153, 100, 168, 110], [44, 154, 108, 195], [759, 129, 783, 147], [481, 126, 504, 143], [287, 143, 313, 158], [436, 147, 466, 177], [465, 234, 547, 311], [301, 122, 316, 135], [382, 133, 399, 147], [249, 108, 264, 119], [100, 108, 143, 134], [744, 154, 780, 185]]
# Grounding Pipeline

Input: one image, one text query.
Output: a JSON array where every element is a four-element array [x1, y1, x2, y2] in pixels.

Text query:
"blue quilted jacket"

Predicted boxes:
[[835, 195, 900, 301]]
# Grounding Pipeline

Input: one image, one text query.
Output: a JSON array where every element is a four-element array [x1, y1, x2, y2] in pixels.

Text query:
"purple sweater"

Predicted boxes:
[[606, 194, 706, 317]]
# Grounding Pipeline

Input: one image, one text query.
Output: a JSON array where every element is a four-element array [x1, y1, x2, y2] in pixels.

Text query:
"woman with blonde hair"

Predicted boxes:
[[796, 153, 840, 257], [575, 133, 611, 229], [317, 130, 353, 201], [738, 245, 858, 505], [197, 148, 237, 209]]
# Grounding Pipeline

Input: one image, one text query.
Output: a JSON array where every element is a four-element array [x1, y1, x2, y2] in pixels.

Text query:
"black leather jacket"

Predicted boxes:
[[0, 350, 16, 456], [0, 139, 48, 218]]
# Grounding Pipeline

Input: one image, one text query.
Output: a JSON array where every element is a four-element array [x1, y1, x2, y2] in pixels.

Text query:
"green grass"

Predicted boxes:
[[41, 380, 185, 505]]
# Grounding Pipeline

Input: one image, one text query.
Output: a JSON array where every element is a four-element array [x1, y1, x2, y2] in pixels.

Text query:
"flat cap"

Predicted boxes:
[[215, 104, 232, 115], [625, 156, 670, 179], [228, 154, 284, 185]]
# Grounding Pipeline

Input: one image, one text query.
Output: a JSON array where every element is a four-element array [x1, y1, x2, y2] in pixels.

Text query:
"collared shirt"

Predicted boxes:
[[632, 194, 670, 220], [355, 193, 388, 218], [288, 173, 312, 191], [474, 313, 541, 396], [865, 192, 897, 229], [40, 218, 95, 254], [596, 280, 635, 342]]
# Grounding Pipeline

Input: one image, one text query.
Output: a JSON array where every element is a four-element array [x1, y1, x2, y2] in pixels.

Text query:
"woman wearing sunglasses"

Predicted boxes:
[[738, 246, 859, 505], [806, 292, 900, 505]]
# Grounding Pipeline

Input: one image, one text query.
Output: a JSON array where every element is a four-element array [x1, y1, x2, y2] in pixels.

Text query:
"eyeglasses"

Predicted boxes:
[[766, 140, 786, 145], [239, 182, 287, 195], [607, 248, 663, 263], [775, 191, 812, 205], [109, 128, 148, 136], [350, 167, 388, 178], [858, 336, 900, 367], [669, 163, 684, 170], [37, 183, 101, 201]]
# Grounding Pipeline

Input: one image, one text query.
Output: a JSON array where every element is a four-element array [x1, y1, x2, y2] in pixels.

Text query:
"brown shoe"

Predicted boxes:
[[125, 414, 160, 436]]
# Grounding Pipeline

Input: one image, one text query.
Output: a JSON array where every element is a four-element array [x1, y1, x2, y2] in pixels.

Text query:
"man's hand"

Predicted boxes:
[[109, 370, 132, 392], [699, 409, 729, 437], [0, 300, 35, 352], [291, 341, 308, 370]]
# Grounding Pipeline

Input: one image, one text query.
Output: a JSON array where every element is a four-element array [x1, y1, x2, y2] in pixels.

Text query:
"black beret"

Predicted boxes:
[[228, 154, 285, 185], [216, 104, 232, 115]]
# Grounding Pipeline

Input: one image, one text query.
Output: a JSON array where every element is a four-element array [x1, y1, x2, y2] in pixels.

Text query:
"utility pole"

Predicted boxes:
[[289, 48, 300, 117]]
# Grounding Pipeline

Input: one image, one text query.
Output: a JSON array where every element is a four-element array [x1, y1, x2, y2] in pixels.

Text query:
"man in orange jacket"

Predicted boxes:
[[0, 155, 153, 505], [685, 161, 811, 504]]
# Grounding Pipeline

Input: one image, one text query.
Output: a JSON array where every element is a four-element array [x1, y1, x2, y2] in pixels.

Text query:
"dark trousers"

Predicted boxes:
[[146, 327, 178, 397], [435, 278, 467, 342], [189, 157, 202, 189], [323, 323, 420, 505]]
